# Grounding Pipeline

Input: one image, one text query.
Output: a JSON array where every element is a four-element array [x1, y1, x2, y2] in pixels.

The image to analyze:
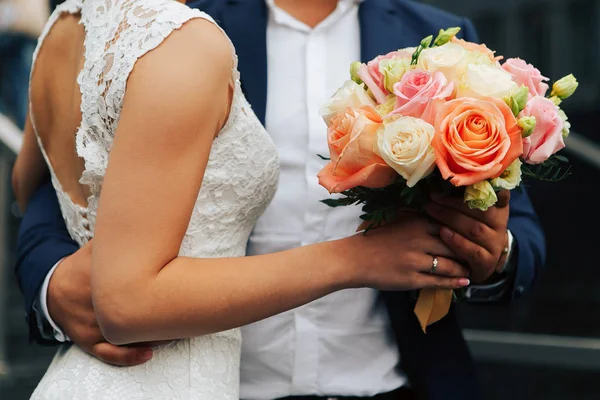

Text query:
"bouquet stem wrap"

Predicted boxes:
[[414, 288, 452, 332]]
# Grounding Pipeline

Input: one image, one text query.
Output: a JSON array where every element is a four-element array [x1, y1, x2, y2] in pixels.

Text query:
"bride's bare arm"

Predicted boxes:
[[93, 20, 469, 345]]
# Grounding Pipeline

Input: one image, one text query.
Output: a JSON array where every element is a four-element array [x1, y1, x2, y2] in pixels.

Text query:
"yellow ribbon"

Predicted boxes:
[[356, 220, 453, 333], [413, 288, 453, 333]]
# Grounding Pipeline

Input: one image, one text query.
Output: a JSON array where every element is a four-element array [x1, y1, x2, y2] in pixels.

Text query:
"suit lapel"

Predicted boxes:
[[220, 0, 269, 125], [358, 0, 428, 62], [360, 0, 402, 62]]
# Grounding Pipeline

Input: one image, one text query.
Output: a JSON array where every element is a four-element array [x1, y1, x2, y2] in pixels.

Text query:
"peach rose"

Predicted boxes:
[[357, 49, 414, 104], [432, 97, 523, 186], [519, 96, 565, 164], [320, 80, 377, 126], [451, 37, 502, 63], [502, 58, 549, 98], [319, 107, 397, 193], [389, 69, 454, 124]]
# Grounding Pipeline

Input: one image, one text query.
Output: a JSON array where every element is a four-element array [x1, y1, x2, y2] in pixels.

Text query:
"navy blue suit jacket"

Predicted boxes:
[[16, 1, 545, 399]]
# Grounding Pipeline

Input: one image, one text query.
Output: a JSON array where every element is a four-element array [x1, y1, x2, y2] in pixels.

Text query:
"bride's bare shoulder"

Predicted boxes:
[[126, 14, 234, 108], [138, 14, 233, 72], [120, 13, 234, 139]]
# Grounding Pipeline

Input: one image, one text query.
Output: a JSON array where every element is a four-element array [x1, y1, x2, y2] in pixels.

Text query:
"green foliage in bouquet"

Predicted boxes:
[[410, 27, 462, 66], [321, 176, 435, 233], [521, 154, 572, 182]]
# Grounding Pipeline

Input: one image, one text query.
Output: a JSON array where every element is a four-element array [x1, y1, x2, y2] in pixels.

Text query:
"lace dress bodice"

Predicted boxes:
[[29, 0, 279, 398]]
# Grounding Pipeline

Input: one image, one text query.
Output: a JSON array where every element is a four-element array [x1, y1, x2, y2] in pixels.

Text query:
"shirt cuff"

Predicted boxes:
[[38, 259, 70, 342], [462, 229, 518, 303], [497, 229, 516, 274]]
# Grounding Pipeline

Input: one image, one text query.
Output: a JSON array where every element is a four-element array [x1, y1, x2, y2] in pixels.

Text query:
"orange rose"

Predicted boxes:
[[451, 37, 502, 63], [432, 97, 523, 187], [319, 107, 396, 193]]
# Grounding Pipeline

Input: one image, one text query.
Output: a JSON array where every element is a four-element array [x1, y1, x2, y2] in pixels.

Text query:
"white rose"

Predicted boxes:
[[491, 159, 522, 190], [463, 49, 497, 66], [376, 116, 436, 187], [464, 180, 498, 211], [417, 42, 467, 82], [457, 64, 517, 99], [320, 80, 376, 125]]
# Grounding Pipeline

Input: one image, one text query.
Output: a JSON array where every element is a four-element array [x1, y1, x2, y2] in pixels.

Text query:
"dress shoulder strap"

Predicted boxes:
[[75, 0, 239, 192]]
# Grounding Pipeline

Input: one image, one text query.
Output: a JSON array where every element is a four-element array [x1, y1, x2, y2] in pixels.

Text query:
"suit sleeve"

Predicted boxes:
[[460, 18, 546, 300], [460, 18, 480, 44], [15, 181, 79, 344], [506, 186, 545, 299]]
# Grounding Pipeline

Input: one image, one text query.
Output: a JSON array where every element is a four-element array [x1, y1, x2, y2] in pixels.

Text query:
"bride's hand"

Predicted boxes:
[[341, 212, 471, 292]]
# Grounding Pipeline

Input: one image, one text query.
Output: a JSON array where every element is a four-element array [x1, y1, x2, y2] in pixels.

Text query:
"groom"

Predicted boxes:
[[16, 1, 545, 399]]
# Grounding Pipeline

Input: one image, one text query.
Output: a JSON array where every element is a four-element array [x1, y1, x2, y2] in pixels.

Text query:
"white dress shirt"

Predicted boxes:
[[39, 0, 406, 397], [241, 1, 406, 398]]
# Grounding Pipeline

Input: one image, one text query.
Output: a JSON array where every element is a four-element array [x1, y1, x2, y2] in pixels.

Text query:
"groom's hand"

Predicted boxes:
[[48, 241, 155, 366], [425, 190, 511, 283]]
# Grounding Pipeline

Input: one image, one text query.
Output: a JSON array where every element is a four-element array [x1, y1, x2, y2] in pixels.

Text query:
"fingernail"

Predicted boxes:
[[141, 350, 153, 361], [458, 278, 470, 287], [440, 226, 454, 240]]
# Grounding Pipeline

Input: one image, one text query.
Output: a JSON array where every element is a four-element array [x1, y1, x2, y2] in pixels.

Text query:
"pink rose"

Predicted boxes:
[[318, 107, 397, 193], [357, 49, 414, 104], [502, 58, 549, 98], [519, 96, 565, 164], [389, 69, 454, 124]]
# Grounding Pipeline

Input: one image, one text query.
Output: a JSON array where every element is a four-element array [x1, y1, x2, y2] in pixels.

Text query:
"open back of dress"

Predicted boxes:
[[28, 1, 279, 398]]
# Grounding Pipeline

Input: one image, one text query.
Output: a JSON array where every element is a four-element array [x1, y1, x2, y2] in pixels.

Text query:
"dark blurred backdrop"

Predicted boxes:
[[1, 0, 599, 399]]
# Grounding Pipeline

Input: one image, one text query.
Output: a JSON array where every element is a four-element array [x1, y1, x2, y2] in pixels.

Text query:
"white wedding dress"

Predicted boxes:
[[28, 0, 279, 399]]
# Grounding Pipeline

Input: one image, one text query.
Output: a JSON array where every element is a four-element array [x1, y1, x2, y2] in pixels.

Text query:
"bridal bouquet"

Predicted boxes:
[[317, 27, 578, 332]]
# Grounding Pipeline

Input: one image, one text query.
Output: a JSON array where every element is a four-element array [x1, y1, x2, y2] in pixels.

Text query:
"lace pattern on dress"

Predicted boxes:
[[28, 0, 279, 399]]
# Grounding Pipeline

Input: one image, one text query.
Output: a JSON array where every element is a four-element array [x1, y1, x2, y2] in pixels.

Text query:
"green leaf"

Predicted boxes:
[[359, 213, 374, 221], [521, 155, 572, 182], [410, 35, 433, 65], [553, 154, 569, 163], [362, 222, 378, 235], [320, 197, 358, 207], [317, 154, 331, 161]]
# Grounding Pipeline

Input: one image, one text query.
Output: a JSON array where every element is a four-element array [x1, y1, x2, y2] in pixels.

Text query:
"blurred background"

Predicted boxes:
[[0, 0, 597, 398]]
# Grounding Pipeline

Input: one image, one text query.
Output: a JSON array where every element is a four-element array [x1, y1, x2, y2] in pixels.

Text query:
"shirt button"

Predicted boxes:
[[516, 285, 525, 295]]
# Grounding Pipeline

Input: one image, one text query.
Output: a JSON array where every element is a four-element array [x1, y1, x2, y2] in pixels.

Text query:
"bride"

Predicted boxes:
[[12, 0, 470, 398]]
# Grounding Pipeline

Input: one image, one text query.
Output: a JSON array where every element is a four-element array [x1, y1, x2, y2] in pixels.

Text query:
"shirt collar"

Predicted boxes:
[[265, 0, 364, 31], [265, 0, 364, 9]]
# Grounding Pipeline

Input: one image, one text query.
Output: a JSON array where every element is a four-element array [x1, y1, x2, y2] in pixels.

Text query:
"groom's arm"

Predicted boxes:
[[502, 187, 545, 299], [15, 180, 78, 345], [16, 181, 157, 364]]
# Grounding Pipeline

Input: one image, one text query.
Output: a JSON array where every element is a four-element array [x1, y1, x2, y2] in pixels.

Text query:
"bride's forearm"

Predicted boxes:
[[94, 238, 357, 345]]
